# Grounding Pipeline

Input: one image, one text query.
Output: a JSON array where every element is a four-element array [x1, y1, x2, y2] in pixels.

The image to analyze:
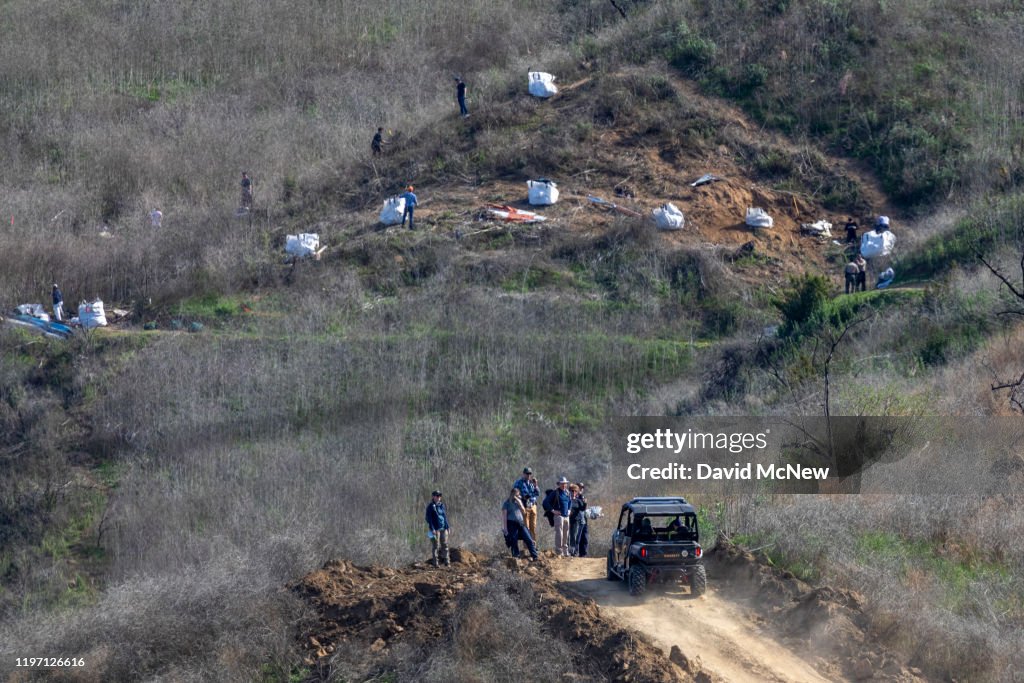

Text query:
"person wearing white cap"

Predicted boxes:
[[544, 477, 572, 556], [51, 284, 64, 322]]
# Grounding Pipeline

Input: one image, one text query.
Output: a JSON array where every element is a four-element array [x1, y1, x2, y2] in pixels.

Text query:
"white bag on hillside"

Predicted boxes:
[[527, 179, 559, 205], [285, 233, 319, 258], [528, 72, 558, 98], [860, 230, 896, 258], [653, 203, 685, 231], [16, 304, 49, 320], [746, 207, 773, 229], [78, 299, 107, 328], [379, 196, 406, 226]]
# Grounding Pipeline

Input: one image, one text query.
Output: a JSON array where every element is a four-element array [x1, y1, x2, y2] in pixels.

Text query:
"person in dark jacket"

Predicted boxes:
[[456, 77, 468, 117], [513, 467, 540, 544], [371, 127, 385, 156], [401, 185, 417, 230], [502, 488, 539, 561], [844, 218, 858, 244], [51, 284, 64, 322], [569, 483, 589, 557], [545, 477, 572, 557], [425, 490, 450, 567]]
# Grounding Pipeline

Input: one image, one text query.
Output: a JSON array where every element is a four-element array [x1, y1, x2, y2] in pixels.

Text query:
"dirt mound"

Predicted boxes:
[[294, 551, 706, 682], [705, 540, 925, 682]]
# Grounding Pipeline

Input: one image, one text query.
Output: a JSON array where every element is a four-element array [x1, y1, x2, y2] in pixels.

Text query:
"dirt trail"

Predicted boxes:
[[553, 558, 831, 683]]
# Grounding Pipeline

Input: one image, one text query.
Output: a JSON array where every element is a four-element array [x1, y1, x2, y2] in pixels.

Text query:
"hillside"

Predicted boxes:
[[2, 1, 1024, 682]]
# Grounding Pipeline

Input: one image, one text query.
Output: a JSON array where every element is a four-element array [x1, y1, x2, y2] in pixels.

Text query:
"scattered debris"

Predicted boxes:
[[652, 202, 685, 231], [745, 207, 774, 229], [587, 194, 643, 218], [876, 267, 895, 289], [690, 173, 722, 187], [528, 71, 558, 98], [285, 233, 320, 258], [800, 220, 832, 238], [729, 241, 757, 261], [5, 305, 73, 339], [485, 204, 547, 223], [527, 179, 559, 206]]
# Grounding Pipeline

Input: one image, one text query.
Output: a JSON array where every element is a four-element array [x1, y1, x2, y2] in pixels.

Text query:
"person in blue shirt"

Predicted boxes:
[[425, 490, 450, 567], [401, 185, 418, 230], [546, 477, 572, 557], [51, 284, 64, 322], [513, 467, 540, 544]]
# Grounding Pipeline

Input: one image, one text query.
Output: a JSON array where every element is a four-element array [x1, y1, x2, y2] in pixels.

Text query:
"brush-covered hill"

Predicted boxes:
[[2, 1, 1024, 682]]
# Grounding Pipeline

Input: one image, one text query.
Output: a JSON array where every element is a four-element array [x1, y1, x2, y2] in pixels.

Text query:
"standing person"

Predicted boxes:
[[455, 77, 468, 118], [240, 172, 253, 210], [844, 218, 858, 244], [51, 284, 64, 322], [401, 185, 417, 230], [545, 477, 572, 557], [844, 259, 860, 294], [577, 483, 590, 557], [149, 208, 163, 228], [513, 467, 540, 544], [570, 483, 589, 557], [855, 255, 867, 292], [425, 490, 450, 567], [371, 127, 385, 156], [502, 489, 539, 561]]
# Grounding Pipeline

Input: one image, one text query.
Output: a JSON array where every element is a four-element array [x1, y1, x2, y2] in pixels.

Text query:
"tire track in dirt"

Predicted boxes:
[[553, 557, 832, 683]]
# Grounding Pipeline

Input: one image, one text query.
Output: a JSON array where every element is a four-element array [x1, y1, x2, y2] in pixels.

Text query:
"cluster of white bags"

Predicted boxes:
[[78, 299, 107, 328], [285, 233, 320, 258], [379, 196, 406, 226], [15, 304, 49, 320], [860, 230, 896, 258], [652, 203, 685, 231], [527, 179, 559, 206], [528, 72, 558, 98]]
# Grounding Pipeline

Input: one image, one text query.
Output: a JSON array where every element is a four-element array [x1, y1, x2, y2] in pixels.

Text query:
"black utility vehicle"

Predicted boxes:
[[606, 497, 706, 596]]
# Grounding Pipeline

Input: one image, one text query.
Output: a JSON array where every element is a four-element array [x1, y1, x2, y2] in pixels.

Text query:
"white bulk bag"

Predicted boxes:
[[746, 207, 773, 229], [528, 72, 558, 98], [527, 179, 559, 205], [652, 203, 685, 231], [860, 230, 896, 258], [379, 196, 406, 226], [285, 233, 319, 258], [78, 299, 108, 328]]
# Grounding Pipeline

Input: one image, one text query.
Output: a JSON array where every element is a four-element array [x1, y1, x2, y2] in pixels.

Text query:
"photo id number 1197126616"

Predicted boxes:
[[16, 657, 86, 667]]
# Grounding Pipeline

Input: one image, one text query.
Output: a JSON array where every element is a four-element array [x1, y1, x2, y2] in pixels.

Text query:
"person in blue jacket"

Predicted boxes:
[[456, 77, 468, 117], [513, 467, 540, 544], [401, 185, 418, 230], [544, 477, 572, 557], [425, 489, 450, 567]]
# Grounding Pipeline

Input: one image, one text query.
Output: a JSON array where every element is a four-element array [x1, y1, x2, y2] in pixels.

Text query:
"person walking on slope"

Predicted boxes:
[[844, 218, 858, 245], [51, 284, 64, 322], [502, 488, 539, 561], [240, 172, 254, 210], [855, 255, 867, 292], [544, 477, 572, 557], [455, 77, 468, 118], [401, 185, 418, 230], [371, 127, 385, 156], [425, 490, 450, 567], [514, 467, 540, 544]]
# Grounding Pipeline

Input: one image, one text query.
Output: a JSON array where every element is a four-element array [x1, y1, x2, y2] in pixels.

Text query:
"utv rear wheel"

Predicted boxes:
[[690, 564, 707, 596], [628, 566, 646, 596], [606, 550, 617, 581]]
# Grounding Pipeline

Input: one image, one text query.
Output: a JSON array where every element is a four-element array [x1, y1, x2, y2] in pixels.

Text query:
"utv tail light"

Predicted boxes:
[[640, 547, 648, 558], [695, 545, 702, 558]]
